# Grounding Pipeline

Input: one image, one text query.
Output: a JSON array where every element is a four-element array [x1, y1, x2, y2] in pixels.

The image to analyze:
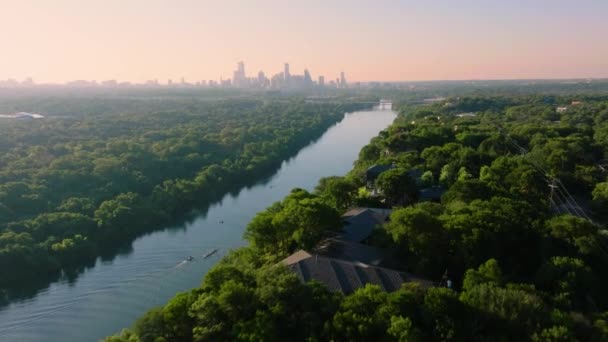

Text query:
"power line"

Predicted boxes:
[[491, 122, 608, 259], [495, 122, 596, 223], [557, 179, 594, 222]]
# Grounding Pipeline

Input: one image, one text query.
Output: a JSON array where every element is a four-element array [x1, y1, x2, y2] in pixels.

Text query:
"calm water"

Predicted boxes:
[[0, 104, 396, 342]]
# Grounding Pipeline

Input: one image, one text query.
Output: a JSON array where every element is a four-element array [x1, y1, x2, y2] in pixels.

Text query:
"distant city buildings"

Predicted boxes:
[[227, 61, 347, 90], [233, 61, 247, 88], [0, 61, 349, 90]]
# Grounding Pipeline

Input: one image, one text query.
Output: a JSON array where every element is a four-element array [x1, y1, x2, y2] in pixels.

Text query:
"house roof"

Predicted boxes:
[[282, 250, 434, 294], [418, 186, 446, 201], [366, 164, 395, 180], [367, 164, 395, 174], [282, 250, 314, 265], [314, 238, 386, 266], [407, 168, 424, 181], [339, 208, 391, 242]]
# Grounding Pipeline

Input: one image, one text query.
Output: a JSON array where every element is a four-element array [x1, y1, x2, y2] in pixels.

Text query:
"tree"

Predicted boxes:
[[104, 95, 608, 342], [420, 143, 461, 174], [441, 197, 540, 277], [479, 156, 547, 201], [387, 316, 423, 342], [103, 329, 140, 342], [189, 264, 338, 342], [531, 326, 576, 342], [420, 171, 434, 186], [592, 312, 608, 342], [253, 266, 338, 341], [478, 134, 511, 159], [421, 287, 468, 341], [94, 192, 150, 237], [0, 182, 46, 217], [457, 166, 473, 181], [50, 234, 93, 262], [315, 176, 358, 211], [385, 203, 448, 276], [161, 291, 198, 341], [244, 189, 341, 256], [24, 212, 97, 242], [134, 307, 169, 342], [243, 204, 289, 255], [0, 98, 367, 288], [545, 215, 599, 255], [592, 182, 608, 206], [359, 143, 382, 164], [536, 256, 593, 310], [462, 259, 503, 291], [441, 179, 493, 204], [273, 195, 341, 250], [189, 280, 257, 341], [460, 283, 545, 340], [376, 168, 418, 205], [439, 164, 457, 186], [456, 131, 490, 148], [57, 197, 96, 216], [331, 285, 390, 341]]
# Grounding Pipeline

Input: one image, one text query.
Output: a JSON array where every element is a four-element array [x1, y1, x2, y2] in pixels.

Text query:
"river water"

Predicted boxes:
[[0, 103, 396, 342]]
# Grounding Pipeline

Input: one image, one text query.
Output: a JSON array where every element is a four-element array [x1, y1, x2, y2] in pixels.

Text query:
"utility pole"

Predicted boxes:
[[548, 179, 560, 214]]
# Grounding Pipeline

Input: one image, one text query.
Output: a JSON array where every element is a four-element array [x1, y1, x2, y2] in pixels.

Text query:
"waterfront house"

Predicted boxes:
[[282, 250, 433, 294], [366, 164, 395, 185], [314, 237, 386, 266], [339, 207, 392, 244]]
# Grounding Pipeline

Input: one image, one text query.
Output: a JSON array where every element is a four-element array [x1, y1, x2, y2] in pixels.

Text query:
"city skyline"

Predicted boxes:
[[0, 60, 350, 88], [1, 1, 608, 83]]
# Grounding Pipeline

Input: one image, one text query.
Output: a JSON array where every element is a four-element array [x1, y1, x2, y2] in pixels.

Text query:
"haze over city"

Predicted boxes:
[[2, 0, 608, 84]]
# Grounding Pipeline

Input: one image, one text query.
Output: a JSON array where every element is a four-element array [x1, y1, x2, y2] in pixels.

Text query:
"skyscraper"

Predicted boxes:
[[284, 63, 290, 84], [257, 71, 268, 87], [238, 61, 245, 76], [233, 61, 247, 87], [303, 69, 312, 86], [227, 61, 344, 90]]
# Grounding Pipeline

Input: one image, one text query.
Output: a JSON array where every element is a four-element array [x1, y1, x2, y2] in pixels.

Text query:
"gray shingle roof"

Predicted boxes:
[[366, 164, 395, 182], [314, 238, 386, 266], [339, 208, 391, 242], [407, 168, 424, 181], [418, 186, 446, 201], [282, 250, 433, 294]]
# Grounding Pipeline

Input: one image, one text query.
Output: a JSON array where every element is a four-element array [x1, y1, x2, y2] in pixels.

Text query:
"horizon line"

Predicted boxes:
[[2, 76, 608, 87]]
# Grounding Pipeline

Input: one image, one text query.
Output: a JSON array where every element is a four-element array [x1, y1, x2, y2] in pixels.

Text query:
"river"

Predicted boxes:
[[0, 103, 396, 341]]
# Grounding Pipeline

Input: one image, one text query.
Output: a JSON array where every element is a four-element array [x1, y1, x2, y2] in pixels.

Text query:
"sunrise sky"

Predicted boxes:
[[1, 0, 607, 83]]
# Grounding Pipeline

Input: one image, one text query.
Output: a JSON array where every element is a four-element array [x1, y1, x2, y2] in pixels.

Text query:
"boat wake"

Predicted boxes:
[[172, 260, 188, 269]]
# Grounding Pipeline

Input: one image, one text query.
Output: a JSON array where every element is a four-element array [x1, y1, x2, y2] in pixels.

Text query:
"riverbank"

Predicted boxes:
[[0, 104, 396, 341], [0, 100, 372, 294], [104, 94, 608, 342]]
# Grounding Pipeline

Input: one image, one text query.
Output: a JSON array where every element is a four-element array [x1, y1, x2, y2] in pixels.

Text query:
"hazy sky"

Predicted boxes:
[[1, 0, 607, 83]]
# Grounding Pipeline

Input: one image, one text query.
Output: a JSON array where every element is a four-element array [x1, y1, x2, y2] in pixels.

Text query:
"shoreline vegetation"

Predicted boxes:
[[107, 91, 608, 341], [0, 94, 374, 302]]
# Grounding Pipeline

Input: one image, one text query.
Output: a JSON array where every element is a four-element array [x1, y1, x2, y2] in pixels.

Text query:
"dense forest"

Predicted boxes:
[[108, 93, 608, 341], [0, 93, 373, 297]]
